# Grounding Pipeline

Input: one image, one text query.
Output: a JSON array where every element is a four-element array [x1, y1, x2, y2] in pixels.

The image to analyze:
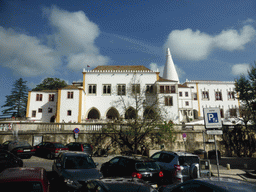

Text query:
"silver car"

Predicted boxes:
[[151, 151, 200, 184]]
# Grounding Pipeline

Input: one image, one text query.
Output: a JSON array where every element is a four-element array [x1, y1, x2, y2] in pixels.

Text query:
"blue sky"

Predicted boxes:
[[1, 0, 256, 115]]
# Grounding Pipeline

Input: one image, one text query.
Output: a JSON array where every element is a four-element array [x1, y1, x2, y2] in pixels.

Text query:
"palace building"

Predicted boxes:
[[26, 49, 239, 124]]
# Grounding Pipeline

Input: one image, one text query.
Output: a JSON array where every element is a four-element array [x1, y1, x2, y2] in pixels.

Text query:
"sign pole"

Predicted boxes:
[[214, 135, 220, 178]]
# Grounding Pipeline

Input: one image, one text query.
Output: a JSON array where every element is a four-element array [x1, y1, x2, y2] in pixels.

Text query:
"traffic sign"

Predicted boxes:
[[73, 128, 80, 133], [203, 108, 222, 129], [206, 130, 223, 135], [182, 133, 187, 141]]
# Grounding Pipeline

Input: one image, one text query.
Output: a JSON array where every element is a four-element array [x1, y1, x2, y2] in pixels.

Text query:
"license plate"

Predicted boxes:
[[24, 149, 31, 152]]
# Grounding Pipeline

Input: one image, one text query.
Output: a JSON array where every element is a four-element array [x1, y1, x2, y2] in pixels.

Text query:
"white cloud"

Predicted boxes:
[[0, 27, 60, 76], [165, 26, 256, 60], [149, 63, 185, 78], [214, 25, 256, 51], [231, 63, 251, 76], [45, 6, 109, 70]]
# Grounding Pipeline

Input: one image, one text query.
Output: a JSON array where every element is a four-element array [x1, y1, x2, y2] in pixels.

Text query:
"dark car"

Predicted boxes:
[[52, 151, 103, 191], [0, 140, 13, 150], [65, 142, 93, 156], [100, 156, 165, 188], [0, 167, 50, 192], [35, 142, 68, 159], [158, 177, 256, 192], [151, 151, 200, 184], [0, 150, 23, 172], [7, 140, 35, 159], [84, 177, 158, 192]]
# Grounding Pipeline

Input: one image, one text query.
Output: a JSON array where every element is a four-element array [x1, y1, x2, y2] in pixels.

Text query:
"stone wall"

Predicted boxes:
[[0, 122, 223, 155]]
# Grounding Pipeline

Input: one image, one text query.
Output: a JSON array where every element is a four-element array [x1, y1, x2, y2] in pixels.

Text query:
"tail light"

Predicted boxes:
[[90, 145, 93, 150], [55, 148, 60, 153], [174, 164, 181, 175], [81, 144, 84, 151], [16, 148, 23, 153], [31, 149, 36, 152], [132, 172, 142, 179], [159, 171, 164, 177]]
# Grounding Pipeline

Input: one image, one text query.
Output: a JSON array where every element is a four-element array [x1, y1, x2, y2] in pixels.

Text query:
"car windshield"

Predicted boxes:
[[54, 143, 65, 148], [135, 161, 160, 171], [9, 141, 31, 149], [83, 144, 92, 149], [64, 155, 96, 169], [178, 156, 199, 166], [1, 181, 43, 192]]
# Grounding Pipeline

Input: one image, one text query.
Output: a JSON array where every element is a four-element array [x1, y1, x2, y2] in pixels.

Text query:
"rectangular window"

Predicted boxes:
[[132, 84, 140, 94], [117, 84, 126, 95], [160, 85, 175, 93], [185, 92, 189, 97], [67, 91, 74, 99], [185, 101, 189, 106], [36, 94, 43, 101], [160, 86, 164, 93], [48, 108, 52, 113], [171, 86, 176, 93], [146, 85, 154, 94], [179, 92, 182, 97], [229, 108, 237, 117], [215, 91, 222, 100], [49, 94, 55, 101], [38, 108, 42, 113], [103, 84, 111, 94], [228, 91, 235, 100], [202, 91, 209, 100], [32, 110, 36, 117], [193, 93, 197, 100], [164, 96, 173, 106], [67, 110, 72, 116], [88, 85, 97, 94]]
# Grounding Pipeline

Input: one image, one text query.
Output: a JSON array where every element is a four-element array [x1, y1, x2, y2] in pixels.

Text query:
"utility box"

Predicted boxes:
[[200, 159, 211, 177]]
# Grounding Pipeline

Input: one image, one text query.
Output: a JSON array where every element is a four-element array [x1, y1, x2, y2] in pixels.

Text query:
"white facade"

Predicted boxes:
[[26, 49, 240, 124]]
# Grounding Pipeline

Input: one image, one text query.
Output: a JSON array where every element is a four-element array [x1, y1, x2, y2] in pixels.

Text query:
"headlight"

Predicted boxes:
[[64, 179, 82, 189]]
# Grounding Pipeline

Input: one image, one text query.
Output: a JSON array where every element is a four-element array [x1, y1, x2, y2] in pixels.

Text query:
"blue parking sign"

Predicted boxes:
[[207, 113, 218, 123]]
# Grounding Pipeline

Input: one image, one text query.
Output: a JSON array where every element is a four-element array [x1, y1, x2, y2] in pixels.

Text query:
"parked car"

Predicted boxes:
[[0, 149, 23, 172], [100, 156, 165, 188], [158, 177, 256, 192], [0, 167, 50, 192], [35, 142, 68, 159], [65, 142, 93, 156], [7, 140, 35, 159], [52, 151, 103, 191], [0, 140, 13, 150], [84, 177, 158, 192], [150, 151, 200, 184]]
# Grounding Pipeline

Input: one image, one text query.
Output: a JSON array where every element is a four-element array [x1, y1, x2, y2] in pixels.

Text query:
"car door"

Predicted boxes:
[[117, 158, 132, 177], [103, 157, 120, 176]]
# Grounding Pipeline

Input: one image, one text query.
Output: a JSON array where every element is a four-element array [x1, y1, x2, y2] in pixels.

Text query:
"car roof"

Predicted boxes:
[[160, 151, 199, 157], [0, 167, 46, 182], [115, 155, 156, 162], [61, 151, 91, 156], [192, 177, 256, 191]]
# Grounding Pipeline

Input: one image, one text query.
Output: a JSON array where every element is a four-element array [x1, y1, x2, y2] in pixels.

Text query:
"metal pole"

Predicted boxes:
[[214, 135, 220, 178]]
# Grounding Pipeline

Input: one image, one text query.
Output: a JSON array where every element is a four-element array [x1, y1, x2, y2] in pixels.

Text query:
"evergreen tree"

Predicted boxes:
[[1, 78, 29, 117], [32, 77, 67, 91]]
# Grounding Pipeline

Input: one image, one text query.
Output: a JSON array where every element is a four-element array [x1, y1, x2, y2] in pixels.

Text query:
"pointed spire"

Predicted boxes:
[[163, 48, 179, 83]]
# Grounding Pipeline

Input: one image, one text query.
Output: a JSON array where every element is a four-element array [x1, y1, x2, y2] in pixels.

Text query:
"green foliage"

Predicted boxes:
[[235, 62, 256, 125], [32, 77, 67, 91], [1, 78, 28, 117]]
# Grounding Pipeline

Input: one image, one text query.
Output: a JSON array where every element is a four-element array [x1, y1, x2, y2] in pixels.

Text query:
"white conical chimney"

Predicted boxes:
[[163, 48, 179, 83]]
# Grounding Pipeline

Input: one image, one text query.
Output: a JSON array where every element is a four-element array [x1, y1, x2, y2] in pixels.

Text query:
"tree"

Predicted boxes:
[[1, 78, 29, 117], [101, 73, 176, 154], [235, 62, 256, 125], [32, 77, 67, 91]]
